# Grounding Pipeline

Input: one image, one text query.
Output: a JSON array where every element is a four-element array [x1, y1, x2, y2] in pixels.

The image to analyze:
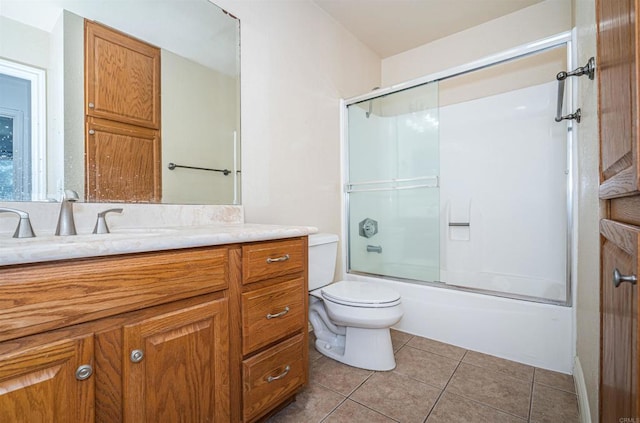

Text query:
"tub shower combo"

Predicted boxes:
[[342, 32, 594, 372]]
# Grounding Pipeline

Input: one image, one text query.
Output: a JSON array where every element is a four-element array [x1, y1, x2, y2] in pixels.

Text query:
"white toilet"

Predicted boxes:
[[308, 233, 403, 371]]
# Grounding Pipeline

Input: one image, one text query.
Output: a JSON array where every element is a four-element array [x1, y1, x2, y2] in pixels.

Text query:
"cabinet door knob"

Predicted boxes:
[[266, 365, 290, 383], [88, 102, 95, 109], [613, 268, 637, 287], [88, 129, 95, 135], [75, 364, 93, 381], [130, 349, 144, 363]]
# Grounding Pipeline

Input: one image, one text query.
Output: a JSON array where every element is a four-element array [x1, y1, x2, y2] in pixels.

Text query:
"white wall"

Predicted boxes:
[[161, 49, 239, 204], [211, 0, 381, 251], [573, 0, 600, 421], [381, 0, 572, 87], [0, 15, 49, 67]]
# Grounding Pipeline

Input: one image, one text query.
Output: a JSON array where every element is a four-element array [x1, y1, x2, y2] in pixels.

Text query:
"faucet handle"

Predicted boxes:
[[93, 208, 123, 234], [0, 208, 36, 238]]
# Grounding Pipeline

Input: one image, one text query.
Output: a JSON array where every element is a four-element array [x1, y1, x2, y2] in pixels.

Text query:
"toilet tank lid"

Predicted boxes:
[[308, 233, 339, 246]]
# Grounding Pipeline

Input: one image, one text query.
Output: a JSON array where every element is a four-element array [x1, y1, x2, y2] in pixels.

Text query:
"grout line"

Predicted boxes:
[[318, 396, 348, 423], [422, 351, 466, 422], [534, 380, 578, 395], [441, 360, 532, 421], [455, 359, 534, 384], [528, 369, 536, 422], [347, 396, 401, 423], [436, 391, 529, 422]]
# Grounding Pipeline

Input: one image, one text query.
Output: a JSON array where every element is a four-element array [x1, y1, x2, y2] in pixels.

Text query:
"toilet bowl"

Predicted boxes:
[[308, 233, 403, 371]]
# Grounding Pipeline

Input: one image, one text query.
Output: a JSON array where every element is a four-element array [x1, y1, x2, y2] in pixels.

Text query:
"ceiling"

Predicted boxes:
[[313, 0, 546, 58]]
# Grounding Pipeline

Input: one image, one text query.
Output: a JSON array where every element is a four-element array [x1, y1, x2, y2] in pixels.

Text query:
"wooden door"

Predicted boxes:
[[86, 117, 161, 202], [85, 20, 160, 129], [600, 220, 639, 420], [122, 297, 230, 422], [597, 0, 640, 420], [0, 334, 94, 422], [598, 0, 639, 199]]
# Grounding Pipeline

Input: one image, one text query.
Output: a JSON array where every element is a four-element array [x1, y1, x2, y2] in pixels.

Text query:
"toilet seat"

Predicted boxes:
[[321, 281, 401, 308]]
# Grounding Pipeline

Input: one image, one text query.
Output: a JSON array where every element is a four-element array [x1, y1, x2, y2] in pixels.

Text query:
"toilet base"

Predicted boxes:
[[314, 326, 396, 371]]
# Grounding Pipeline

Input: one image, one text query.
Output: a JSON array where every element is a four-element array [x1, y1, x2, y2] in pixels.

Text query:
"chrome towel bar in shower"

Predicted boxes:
[[554, 57, 595, 123]]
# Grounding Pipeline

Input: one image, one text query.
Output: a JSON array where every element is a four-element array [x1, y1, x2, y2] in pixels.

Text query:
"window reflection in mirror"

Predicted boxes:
[[0, 0, 240, 205]]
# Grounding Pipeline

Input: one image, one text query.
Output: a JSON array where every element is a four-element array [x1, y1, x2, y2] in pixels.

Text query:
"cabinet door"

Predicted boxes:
[[86, 117, 161, 202], [0, 334, 94, 423], [85, 20, 160, 129], [597, 0, 639, 199], [600, 219, 639, 420], [122, 297, 229, 422]]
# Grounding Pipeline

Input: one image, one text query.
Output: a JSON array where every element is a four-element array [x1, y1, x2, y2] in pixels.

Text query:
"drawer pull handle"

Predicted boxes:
[[267, 306, 290, 319], [267, 365, 291, 383], [613, 268, 638, 287], [266, 254, 290, 264]]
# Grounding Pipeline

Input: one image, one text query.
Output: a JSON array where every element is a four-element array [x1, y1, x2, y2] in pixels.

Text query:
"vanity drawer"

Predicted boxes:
[[242, 277, 306, 355], [242, 333, 306, 422], [0, 247, 229, 342], [242, 239, 305, 285]]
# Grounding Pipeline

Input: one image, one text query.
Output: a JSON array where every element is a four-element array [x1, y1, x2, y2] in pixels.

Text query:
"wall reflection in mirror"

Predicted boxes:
[[0, 0, 240, 204]]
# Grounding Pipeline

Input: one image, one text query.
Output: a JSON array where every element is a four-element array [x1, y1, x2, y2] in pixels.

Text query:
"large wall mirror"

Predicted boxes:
[[0, 0, 240, 204]]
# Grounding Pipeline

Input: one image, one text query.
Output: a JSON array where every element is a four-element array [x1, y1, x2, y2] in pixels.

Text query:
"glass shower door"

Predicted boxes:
[[346, 82, 440, 282]]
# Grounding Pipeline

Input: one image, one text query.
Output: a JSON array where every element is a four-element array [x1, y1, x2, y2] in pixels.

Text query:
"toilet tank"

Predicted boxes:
[[308, 233, 339, 291]]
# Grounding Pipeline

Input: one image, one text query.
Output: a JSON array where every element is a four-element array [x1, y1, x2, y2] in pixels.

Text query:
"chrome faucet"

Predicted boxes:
[[0, 208, 36, 238], [55, 190, 80, 236], [93, 208, 123, 234]]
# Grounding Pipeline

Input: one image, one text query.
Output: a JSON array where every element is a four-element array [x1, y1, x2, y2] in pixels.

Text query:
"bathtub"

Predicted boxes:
[[348, 273, 574, 374]]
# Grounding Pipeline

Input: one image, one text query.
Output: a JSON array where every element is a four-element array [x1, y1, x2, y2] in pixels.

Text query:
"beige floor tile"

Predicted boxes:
[[266, 383, 346, 423], [393, 345, 459, 389], [310, 356, 374, 396], [530, 383, 580, 423], [350, 371, 441, 422], [446, 363, 531, 419], [534, 368, 576, 393], [391, 329, 413, 352], [407, 336, 467, 361], [426, 392, 526, 423], [462, 350, 534, 382], [323, 399, 398, 423]]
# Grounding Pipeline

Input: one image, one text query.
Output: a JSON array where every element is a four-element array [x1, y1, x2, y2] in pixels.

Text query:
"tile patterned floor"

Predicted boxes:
[[267, 330, 580, 423]]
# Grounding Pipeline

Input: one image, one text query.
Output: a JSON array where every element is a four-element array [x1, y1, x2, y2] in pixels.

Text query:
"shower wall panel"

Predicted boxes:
[[439, 81, 568, 301]]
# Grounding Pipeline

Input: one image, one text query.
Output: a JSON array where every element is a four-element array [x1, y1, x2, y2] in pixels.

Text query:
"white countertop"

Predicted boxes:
[[0, 223, 317, 266]]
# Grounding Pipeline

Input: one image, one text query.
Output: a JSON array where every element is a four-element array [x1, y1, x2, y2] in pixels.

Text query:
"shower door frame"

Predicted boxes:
[[341, 31, 576, 307]]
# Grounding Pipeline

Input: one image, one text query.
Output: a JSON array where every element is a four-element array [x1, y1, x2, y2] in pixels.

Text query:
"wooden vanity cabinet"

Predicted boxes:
[[0, 247, 231, 422], [231, 237, 309, 422], [0, 236, 310, 422]]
